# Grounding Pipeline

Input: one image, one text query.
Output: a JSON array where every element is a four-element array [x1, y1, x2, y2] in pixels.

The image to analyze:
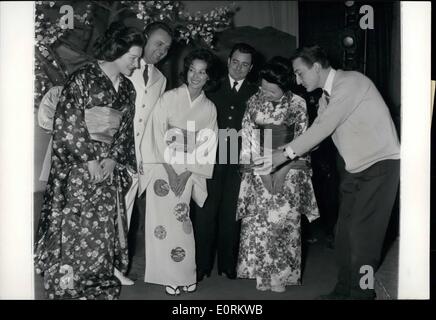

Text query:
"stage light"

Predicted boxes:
[[343, 36, 355, 47], [345, 1, 355, 7]]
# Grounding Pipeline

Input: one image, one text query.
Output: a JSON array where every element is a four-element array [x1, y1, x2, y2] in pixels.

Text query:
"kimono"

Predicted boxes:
[[141, 84, 218, 286], [34, 63, 137, 300], [236, 90, 319, 290]]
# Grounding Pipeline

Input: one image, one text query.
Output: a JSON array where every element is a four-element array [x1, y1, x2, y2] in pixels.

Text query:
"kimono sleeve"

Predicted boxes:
[[141, 93, 170, 164], [184, 103, 218, 178], [108, 94, 137, 171], [239, 95, 259, 165], [52, 74, 97, 164]]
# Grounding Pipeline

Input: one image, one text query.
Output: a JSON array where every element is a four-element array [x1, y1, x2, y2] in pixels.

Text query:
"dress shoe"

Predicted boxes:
[[114, 268, 134, 286], [196, 270, 211, 282], [218, 270, 236, 279]]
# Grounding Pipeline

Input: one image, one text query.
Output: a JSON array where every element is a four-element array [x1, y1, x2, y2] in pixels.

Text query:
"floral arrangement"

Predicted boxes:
[[34, 1, 236, 106], [122, 1, 236, 47], [34, 1, 91, 105]]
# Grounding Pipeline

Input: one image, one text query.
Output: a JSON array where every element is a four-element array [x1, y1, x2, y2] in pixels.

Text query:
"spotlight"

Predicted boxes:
[[343, 36, 355, 47], [345, 1, 355, 7]]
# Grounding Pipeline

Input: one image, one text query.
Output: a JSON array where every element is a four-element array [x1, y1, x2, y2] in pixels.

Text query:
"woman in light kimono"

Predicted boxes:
[[34, 23, 143, 299], [141, 49, 219, 296], [236, 57, 319, 292]]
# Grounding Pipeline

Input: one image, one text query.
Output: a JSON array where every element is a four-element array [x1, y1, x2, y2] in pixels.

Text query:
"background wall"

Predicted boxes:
[[183, 1, 298, 41]]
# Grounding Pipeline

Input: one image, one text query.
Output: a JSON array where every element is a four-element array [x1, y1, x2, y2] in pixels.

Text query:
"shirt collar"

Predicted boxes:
[[228, 74, 245, 92], [322, 68, 336, 96]]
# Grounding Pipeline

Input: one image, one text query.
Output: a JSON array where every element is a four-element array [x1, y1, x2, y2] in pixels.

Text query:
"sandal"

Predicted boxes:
[[165, 285, 181, 296], [182, 283, 197, 293]]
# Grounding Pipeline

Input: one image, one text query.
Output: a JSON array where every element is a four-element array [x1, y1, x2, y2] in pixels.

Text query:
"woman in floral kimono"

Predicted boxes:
[[34, 23, 143, 300], [236, 57, 319, 292], [141, 49, 219, 296]]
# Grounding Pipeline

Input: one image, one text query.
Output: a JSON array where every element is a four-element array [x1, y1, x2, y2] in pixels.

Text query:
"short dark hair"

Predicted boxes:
[[290, 45, 330, 69], [259, 56, 293, 92], [93, 22, 144, 62], [143, 21, 173, 43], [181, 48, 220, 92], [228, 43, 256, 63]]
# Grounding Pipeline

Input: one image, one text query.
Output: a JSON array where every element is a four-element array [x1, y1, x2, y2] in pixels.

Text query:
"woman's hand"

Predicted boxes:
[[175, 171, 192, 197], [100, 158, 116, 182], [163, 164, 179, 195], [88, 160, 105, 183]]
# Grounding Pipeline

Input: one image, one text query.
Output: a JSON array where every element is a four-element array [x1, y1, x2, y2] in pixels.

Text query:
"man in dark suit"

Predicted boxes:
[[191, 43, 259, 281], [262, 45, 400, 299]]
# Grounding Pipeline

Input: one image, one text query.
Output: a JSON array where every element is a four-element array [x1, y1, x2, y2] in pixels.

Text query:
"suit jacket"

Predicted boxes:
[[207, 77, 257, 165], [127, 59, 167, 191], [289, 70, 400, 173]]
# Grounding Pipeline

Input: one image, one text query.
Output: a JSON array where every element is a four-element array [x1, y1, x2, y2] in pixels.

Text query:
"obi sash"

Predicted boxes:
[[85, 106, 123, 144], [166, 124, 199, 154], [258, 123, 294, 149]]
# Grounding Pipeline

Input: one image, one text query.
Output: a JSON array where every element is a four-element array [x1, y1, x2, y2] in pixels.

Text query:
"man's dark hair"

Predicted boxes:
[[260, 56, 293, 92], [291, 45, 331, 69], [143, 21, 173, 43], [93, 22, 144, 62], [181, 48, 220, 92], [228, 42, 256, 64]]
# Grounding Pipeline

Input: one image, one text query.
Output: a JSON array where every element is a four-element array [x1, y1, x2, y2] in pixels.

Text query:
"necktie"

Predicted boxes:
[[323, 89, 330, 104], [143, 64, 149, 87], [232, 80, 238, 94]]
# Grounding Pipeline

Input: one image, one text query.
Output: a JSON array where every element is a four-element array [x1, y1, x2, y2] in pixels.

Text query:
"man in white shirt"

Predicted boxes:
[[124, 21, 173, 283]]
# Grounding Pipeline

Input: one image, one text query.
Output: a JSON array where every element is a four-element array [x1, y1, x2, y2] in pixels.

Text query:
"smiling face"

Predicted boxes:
[[115, 45, 142, 76], [292, 57, 321, 92], [260, 79, 284, 102], [187, 59, 209, 91], [143, 28, 172, 65], [228, 50, 253, 81]]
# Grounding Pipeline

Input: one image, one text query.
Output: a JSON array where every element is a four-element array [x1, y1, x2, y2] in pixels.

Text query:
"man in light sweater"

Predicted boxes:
[[259, 45, 400, 299]]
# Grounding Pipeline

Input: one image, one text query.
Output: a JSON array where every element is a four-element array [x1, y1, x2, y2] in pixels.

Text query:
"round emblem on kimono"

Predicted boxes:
[[173, 203, 189, 222], [154, 179, 170, 197], [182, 220, 192, 234], [154, 225, 167, 240], [170, 247, 186, 262]]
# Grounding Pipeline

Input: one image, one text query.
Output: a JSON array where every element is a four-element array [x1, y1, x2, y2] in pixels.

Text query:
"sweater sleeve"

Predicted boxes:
[[289, 75, 369, 156]]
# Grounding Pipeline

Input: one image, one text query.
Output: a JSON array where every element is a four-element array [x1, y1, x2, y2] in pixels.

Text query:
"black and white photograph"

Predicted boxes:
[[0, 0, 432, 307]]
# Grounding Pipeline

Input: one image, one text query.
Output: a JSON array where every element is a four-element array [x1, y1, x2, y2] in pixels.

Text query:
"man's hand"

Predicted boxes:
[[252, 148, 289, 175]]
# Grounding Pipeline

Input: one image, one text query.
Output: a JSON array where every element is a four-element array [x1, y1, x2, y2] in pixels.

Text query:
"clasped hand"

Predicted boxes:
[[167, 170, 192, 197], [87, 158, 116, 184]]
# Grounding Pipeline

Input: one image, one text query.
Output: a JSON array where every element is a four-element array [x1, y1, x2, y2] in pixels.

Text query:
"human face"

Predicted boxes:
[[260, 79, 284, 102], [143, 29, 172, 65], [115, 46, 142, 76], [292, 57, 321, 92], [187, 59, 209, 91], [228, 50, 252, 81]]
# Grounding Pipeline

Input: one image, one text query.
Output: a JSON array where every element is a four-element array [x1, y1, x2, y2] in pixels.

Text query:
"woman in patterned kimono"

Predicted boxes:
[[34, 23, 144, 300], [141, 49, 219, 296], [236, 57, 319, 292]]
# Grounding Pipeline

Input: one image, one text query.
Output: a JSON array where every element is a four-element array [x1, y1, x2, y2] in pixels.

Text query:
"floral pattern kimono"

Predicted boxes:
[[141, 84, 218, 286], [236, 90, 319, 290], [34, 63, 137, 300]]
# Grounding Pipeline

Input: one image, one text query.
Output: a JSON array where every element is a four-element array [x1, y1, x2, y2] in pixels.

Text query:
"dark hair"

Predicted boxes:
[[259, 56, 293, 92], [181, 48, 220, 92], [143, 21, 173, 44], [228, 42, 256, 63], [93, 22, 144, 62], [290, 45, 330, 69]]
